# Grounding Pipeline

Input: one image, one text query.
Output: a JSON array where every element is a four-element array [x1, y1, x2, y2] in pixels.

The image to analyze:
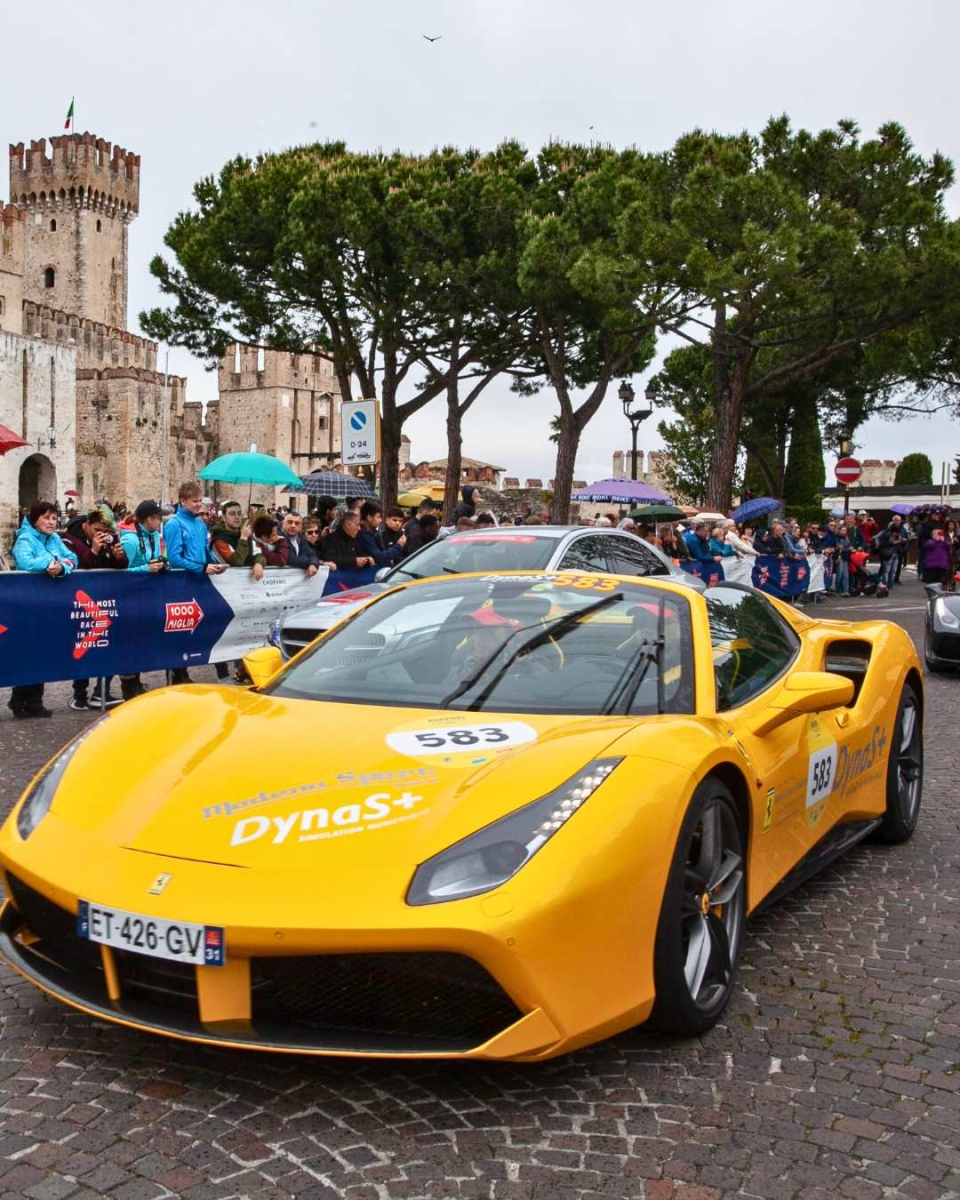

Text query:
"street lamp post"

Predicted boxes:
[[619, 380, 655, 481], [839, 426, 852, 516]]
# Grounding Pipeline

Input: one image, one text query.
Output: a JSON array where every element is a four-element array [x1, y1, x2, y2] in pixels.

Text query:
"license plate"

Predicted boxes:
[[77, 901, 225, 967]]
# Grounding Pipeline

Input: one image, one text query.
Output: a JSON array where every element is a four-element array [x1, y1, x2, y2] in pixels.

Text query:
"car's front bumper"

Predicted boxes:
[[926, 628, 960, 669], [0, 881, 563, 1059], [0, 803, 671, 1061]]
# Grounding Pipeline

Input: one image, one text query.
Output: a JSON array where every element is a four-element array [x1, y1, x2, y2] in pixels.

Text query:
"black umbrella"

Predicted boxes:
[[912, 503, 952, 519], [293, 471, 377, 500]]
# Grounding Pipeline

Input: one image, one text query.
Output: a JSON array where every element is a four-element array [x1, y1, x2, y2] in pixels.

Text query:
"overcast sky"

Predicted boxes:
[[3, 0, 958, 485]]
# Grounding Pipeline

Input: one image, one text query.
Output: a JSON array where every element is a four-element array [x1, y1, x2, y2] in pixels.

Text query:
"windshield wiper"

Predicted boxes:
[[396, 568, 425, 580], [442, 566, 460, 574], [603, 592, 666, 715], [439, 592, 622, 710]]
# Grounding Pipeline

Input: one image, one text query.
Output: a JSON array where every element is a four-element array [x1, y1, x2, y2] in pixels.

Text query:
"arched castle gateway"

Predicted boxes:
[[0, 130, 344, 530]]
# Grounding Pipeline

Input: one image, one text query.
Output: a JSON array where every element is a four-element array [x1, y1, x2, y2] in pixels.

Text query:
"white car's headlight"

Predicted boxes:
[[936, 598, 960, 629], [406, 759, 622, 906], [16, 723, 103, 840]]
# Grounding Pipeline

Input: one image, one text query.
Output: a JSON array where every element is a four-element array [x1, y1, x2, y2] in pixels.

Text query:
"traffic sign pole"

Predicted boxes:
[[834, 457, 862, 515]]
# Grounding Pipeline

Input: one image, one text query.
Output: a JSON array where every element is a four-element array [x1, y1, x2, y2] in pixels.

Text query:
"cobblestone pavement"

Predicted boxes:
[[0, 578, 957, 1200]]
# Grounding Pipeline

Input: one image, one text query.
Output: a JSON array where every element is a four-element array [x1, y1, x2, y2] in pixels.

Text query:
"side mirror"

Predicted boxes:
[[242, 646, 283, 689], [924, 583, 943, 599], [752, 671, 855, 737], [374, 567, 391, 583]]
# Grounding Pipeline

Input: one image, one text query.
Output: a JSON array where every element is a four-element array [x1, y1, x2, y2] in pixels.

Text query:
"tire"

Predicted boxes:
[[875, 682, 923, 844], [924, 630, 947, 674], [648, 779, 746, 1036]]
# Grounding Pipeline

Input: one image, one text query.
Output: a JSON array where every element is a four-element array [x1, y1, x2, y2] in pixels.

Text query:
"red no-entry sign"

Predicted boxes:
[[835, 457, 862, 485]]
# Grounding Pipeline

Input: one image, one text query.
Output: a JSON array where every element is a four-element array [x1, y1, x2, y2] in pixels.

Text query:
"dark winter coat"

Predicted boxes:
[[62, 518, 128, 570], [320, 528, 368, 570], [451, 486, 478, 524]]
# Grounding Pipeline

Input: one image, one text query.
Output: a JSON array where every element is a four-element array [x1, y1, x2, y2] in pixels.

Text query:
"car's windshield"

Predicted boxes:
[[389, 533, 556, 580], [267, 574, 694, 716]]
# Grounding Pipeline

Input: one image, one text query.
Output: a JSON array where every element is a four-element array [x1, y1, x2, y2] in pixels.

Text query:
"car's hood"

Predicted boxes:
[[284, 584, 392, 631], [50, 686, 635, 872]]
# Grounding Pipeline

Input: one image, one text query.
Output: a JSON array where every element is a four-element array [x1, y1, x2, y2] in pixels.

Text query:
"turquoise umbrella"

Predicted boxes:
[[199, 452, 303, 489]]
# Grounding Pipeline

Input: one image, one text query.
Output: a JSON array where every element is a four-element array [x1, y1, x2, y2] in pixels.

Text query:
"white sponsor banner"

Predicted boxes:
[[207, 567, 329, 662], [808, 554, 826, 593], [721, 557, 755, 586]]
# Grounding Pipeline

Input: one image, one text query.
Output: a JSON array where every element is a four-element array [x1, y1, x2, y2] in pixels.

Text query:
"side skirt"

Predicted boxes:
[[753, 818, 882, 915]]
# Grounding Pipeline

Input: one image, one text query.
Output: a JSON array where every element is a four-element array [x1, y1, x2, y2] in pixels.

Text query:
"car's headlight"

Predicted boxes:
[[268, 618, 283, 649], [936, 598, 960, 629], [16, 722, 103, 840], [406, 758, 622, 906]]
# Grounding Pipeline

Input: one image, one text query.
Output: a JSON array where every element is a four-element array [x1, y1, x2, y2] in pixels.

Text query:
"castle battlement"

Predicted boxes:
[[76, 365, 187, 396], [218, 341, 336, 393], [10, 133, 140, 216], [1, 201, 25, 228], [22, 301, 159, 369]]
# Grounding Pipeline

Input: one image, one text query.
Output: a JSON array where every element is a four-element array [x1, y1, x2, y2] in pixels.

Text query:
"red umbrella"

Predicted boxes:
[[0, 424, 29, 456], [64, 489, 80, 497]]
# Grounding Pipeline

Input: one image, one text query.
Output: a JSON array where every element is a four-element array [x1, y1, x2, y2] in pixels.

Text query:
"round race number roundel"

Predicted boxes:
[[834, 457, 862, 485]]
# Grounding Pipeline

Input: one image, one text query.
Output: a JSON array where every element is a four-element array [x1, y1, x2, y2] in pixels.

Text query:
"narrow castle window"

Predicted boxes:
[[318, 415, 328, 430], [96, 219, 102, 232], [49, 218, 57, 232], [256, 347, 265, 372], [44, 268, 55, 289]]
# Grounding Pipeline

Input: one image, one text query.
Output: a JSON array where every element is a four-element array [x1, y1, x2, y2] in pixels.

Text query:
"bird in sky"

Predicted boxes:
[[423, 34, 442, 42]]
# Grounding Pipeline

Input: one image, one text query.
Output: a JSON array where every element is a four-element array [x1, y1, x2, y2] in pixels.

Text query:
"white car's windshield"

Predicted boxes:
[[268, 574, 695, 716], [390, 533, 556, 580]]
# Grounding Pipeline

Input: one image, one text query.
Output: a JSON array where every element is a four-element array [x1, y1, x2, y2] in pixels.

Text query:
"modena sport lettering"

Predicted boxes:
[[77, 900, 225, 967], [231, 790, 426, 846]]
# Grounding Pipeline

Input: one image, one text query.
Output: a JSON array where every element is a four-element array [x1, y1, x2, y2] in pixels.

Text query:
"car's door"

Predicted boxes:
[[602, 534, 672, 579], [704, 586, 856, 902], [554, 534, 610, 573]]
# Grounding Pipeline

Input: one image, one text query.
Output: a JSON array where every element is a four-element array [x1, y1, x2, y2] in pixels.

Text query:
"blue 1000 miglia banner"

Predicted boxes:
[[0, 567, 333, 687]]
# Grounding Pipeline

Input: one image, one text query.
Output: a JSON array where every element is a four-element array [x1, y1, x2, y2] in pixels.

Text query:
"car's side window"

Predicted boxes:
[[606, 536, 670, 577], [558, 535, 609, 572], [705, 586, 800, 710]]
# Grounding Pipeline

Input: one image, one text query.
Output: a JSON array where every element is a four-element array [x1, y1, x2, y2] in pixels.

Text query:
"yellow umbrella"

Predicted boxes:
[[398, 491, 431, 508], [398, 484, 445, 506]]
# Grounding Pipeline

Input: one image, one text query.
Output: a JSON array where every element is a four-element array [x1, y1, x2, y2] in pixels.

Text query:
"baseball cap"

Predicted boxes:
[[857, 509, 867, 516], [135, 500, 162, 521]]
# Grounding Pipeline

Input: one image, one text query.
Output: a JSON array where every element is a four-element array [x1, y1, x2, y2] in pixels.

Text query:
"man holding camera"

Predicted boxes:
[[62, 508, 128, 710], [210, 502, 266, 579]]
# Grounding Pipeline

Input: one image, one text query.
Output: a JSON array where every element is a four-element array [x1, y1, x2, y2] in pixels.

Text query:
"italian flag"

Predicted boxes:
[[64, 98, 74, 131]]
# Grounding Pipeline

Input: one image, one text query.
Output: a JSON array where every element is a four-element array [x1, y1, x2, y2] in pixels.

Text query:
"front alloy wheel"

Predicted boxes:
[[649, 781, 745, 1035]]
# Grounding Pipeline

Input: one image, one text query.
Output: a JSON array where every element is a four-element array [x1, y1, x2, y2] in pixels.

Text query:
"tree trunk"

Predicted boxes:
[[443, 383, 463, 525], [550, 419, 581, 523], [706, 376, 745, 512], [378, 408, 401, 509]]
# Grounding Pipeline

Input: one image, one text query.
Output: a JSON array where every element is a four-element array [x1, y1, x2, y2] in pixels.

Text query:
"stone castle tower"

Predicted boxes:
[[216, 343, 341, 507], [2, 126, 343, 525], [9, 134, 138, 329]]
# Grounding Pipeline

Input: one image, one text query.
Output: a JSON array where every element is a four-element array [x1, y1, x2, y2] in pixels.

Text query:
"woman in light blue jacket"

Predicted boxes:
[[9, 501, 78, 718]]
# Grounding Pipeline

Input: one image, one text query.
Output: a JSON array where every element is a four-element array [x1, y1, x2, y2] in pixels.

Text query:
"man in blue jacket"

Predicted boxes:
[[357, 501, 406, 567], [683, 521, 722, 565], [164, 482, 227, 577], [164, 482, 227, 683]]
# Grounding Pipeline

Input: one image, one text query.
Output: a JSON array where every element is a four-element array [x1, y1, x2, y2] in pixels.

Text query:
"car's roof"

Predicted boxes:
[[436, 525, 620, 541]]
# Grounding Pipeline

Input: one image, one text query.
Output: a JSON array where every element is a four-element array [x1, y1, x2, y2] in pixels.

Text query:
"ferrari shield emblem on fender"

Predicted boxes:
[[147, 873, 173, 896]]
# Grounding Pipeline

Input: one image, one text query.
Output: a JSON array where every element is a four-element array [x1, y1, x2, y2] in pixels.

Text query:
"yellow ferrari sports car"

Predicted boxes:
[[0, 571, 923, 1061]]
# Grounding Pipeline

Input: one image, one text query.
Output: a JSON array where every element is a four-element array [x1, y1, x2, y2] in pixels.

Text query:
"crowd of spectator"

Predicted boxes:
[[5, 480, 958, 719]]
